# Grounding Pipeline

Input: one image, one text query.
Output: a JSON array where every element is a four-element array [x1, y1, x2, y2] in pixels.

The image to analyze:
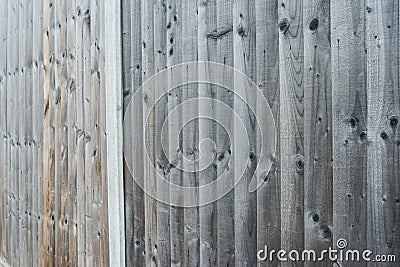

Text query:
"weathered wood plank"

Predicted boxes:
[[5, 0, 15, 261], [303, 0, 332, 264], [90, 0, 106, 266], [198, 0, 218, 266], [53, 0, 61, 263], [233, 0, 258, 265], [122, 0, 145, 265], [153, 1, 171, 265], [66, 0, 78, 265], [24, 0, 34, 265], [74, 0, 87, 264], [180, 2, 200, 266], [120, 0, 135, 264], [43, 0, 55, 264], [214, 1, 235, 266], [81, 0, 94, 265], [141, 0, 158, 265], [18, 0, 28, 263], [12, 0, 21, 265], [366, 0, 400, 265], [165, 1, 185, 266], [34, 0, 45, 264], [0, 0, 7, 259], [53, 0, 69, 264], [255, 0, 281, 266], [97, 2, 108, 265], [278, 1, 305, 264], [331, 0, 368, 264]]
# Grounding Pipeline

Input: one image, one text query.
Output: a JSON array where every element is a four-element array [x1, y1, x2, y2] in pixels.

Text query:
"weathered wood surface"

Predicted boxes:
[[278, 1, 305, 263], [0, 0, 110, 265], [0, 0, 400, 266], [331, 2, 368, 267], [303, 0, 332, 265], [121, 0, 400, 266], [365, 0, 400, 266]]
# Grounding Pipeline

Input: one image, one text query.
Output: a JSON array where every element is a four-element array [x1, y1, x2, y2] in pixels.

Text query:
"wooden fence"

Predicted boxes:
[[0, 0, 124, 266], [1, 0, 400, 266]]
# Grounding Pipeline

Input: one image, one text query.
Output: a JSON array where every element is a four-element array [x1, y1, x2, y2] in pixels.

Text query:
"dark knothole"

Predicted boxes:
[[279, 19, 289, 33], [309, 18, 319, 31]]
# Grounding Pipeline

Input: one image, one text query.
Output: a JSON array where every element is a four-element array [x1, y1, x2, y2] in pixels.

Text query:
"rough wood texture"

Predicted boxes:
[[331, 1, 368, 266], [215, 1, 235, 266], [119, 0, 397, 266], [198, 1, 218, 266], [0, 0, 110, 265], [278, 0, 305, 260], [1, 0, 400, 266], [303, 0, 332, 264], [233, 0, 258, 266], [366, 0, 400, 266], [255, 0, 281, 266]]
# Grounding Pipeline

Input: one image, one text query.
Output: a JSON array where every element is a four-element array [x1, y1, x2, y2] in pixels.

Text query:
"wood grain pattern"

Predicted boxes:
[[198, 1, 218, 266], [303, 0, 332, 264], [2, 0, 400, 266], [214, 0, 235, 266], [0, 0, 7, 260], [66, 0, 78, 264], [122, 0, 146, 265], [0, 0, 110, 265], [366, 0, 400, 266], [255, 0, 281, 266], [233, 0, 258, 266], [141, 0, 158, 266], [278, 0, 305, 264], [331, 1, 368, 266]]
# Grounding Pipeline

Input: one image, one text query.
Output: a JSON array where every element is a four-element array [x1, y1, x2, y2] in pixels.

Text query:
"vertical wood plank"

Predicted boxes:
[[123, 0, 146, 265], [213, 1, 235, 266], [18, 0, 28, 264], [25, 0, 34, 265], [53, 0, 69, 264], [303, 0, 333, 263], [331, 0, 368, 262], [99, 0, 111, 264], [153, 1, 171, 265], [255, 0, 281, 266], [165, 1, 185, 266], [278, 0, 305, 262], [13, 0, 21, 265], [233, 0, 258, 265], [104, 0, 124, 265], [60, 0, 69, 263], [90, 0, 106, 266], [121, 0, 135, 265], [198, 0, 218, 266], [5, 0, 15, 261], [180, 1, 201, 266], [141, 0, 157, 265], [43, 0, 54, 264], [66, 0, 78, 265], [81, 0, 93, 265], [53, 0, 61, 263], [35, 0, 45, 264], [366, 0, 400, 265], [0, 0, 7, 259], [74, 0, 86, 264]]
